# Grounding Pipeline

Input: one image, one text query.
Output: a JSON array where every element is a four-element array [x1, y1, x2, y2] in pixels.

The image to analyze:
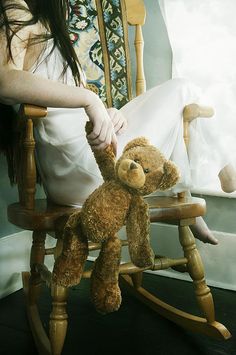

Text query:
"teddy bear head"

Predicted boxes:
[[115, 137, 180, 195]]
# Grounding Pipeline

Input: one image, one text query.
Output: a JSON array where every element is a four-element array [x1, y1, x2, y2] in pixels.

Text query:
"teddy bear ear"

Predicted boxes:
[[123, 137, 150, 153], [158, 161, 180, 190]]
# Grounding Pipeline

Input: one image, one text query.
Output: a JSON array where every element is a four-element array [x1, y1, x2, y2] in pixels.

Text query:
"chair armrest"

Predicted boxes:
[[183, 103, 214, 122], [21, 104, 48, 119]]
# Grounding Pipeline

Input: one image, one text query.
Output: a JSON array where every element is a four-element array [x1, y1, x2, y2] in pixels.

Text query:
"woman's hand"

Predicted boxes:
[[106, 107, 128, 135], [84, 93, 117, 154]]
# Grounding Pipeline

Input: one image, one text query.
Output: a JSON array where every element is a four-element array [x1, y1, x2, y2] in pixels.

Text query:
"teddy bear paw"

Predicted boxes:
[[131, 250, 155, 269], [91, 279, 122, 314]]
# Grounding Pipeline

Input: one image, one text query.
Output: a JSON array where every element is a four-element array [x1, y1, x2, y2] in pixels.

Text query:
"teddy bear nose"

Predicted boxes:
[[130, 162, 138, 170]]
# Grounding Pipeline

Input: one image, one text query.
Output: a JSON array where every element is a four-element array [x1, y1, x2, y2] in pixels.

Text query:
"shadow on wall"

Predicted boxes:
[[0, 156, 46, 238]]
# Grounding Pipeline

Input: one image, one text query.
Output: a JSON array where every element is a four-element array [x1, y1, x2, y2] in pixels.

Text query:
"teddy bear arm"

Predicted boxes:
[[126, 196, 154, 268], [92, 146, 116, 181], [85, 122, 116, 181]]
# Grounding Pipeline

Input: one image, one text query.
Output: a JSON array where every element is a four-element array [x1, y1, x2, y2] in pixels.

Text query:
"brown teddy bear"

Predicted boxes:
[[53, 123, 180, 314]]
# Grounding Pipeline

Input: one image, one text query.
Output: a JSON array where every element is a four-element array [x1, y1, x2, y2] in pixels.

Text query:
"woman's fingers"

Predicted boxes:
[[99, 119, 112, 143], [107, 108, 128, 135], [87, 119, 115, 151], [87, 119, 104, 140], [115, 117, 128, 135], [88, 130, 117, 155], [85, 100, 120, 152], [111, 132, 117, 155]]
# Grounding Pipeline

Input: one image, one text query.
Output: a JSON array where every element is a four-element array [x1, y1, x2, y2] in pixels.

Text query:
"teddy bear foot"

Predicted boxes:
[[130, 249, 155, 269], [133, 256, 154, 269], [91, 275, 122, 314]]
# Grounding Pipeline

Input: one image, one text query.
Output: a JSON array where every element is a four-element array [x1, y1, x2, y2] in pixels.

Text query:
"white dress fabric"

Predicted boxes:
[[159, 0, 236, 190], [31, 41, 226, 206]]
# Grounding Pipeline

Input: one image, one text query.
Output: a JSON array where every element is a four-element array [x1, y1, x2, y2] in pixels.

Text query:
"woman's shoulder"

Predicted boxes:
[[1, 0, 44, 37], [2, 0, 29, 8], [1, 0, 32, 22], [0, 0, 42, 70]]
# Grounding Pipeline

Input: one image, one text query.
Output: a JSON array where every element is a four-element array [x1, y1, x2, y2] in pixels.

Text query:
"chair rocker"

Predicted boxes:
[[7, 1, 231, 354]]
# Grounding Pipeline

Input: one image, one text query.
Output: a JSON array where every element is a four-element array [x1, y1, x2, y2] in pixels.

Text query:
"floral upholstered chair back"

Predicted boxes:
[[68, 0, 133, 109]]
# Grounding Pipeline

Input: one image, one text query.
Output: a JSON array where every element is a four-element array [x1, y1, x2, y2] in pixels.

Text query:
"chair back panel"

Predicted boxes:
[[68, 0, 133, 108]]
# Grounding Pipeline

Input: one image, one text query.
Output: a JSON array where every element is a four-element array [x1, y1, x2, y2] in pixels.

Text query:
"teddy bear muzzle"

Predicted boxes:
[[117, 158, 146, 189]]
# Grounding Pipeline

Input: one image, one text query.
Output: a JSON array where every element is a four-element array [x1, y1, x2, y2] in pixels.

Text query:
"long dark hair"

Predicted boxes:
[[0, 0, 81, 183], [0, 0, 81, 84]]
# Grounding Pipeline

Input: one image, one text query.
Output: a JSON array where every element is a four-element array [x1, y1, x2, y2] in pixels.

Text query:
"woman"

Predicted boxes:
[[0, 0, 234, 244]]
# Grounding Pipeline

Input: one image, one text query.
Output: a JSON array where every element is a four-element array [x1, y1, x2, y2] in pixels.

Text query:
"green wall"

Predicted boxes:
[[0, 156, 21, 237], [194, 194, 236, 234], [0, 0, 235, 238]]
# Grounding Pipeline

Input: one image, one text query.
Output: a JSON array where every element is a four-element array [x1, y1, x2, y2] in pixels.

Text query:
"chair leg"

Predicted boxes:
[[23, 231, 52, 354], [178, 224, 215, 323], [54, 237, 63, 261], [49, 233, 68, 354], [29, 231, 47, 303], [120, 223, 231, 339], [49, 284, 68, 355], [130, 272, 143, 289]]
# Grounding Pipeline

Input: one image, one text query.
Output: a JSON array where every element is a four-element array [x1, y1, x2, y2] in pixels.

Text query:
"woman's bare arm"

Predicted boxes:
[[0, 66, 100, 108], [0, 1, 117, 150]]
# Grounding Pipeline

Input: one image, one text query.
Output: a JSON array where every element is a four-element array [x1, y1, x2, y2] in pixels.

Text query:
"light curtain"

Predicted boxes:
[[159, 0, 236, 192]]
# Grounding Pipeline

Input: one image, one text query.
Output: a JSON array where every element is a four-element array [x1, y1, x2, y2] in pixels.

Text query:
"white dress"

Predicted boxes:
[[32, 42, 229, 206]]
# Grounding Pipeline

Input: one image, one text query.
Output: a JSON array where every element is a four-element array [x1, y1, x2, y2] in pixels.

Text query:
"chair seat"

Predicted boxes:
[[146, 195, 206, 223], [7, 199, 79, 231], [8, 196, 206, 231]]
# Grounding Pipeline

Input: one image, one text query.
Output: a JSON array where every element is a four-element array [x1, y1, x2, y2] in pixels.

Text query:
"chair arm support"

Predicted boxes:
[[19, 104, 47, 209], [182, 103, 214, 148]]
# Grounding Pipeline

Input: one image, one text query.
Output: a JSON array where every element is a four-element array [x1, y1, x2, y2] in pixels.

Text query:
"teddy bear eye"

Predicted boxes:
[[143, 168, 150, 174]]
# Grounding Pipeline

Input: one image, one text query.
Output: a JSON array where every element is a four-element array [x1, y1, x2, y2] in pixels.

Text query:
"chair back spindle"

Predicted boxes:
[[125, 0, 146, 95], [134, 24, 146, 95]]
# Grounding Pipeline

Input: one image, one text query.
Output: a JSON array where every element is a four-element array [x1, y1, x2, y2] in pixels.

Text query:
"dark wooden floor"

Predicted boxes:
[[0, 269, 235, 355]]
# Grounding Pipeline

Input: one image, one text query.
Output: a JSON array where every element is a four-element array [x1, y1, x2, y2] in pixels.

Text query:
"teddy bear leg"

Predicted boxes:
[[52, 213, 88, 287], [126, 197, 155, 268], [90, 235, 122, 314], [128, 238, 155, 269], [127, 221, 155, 268]]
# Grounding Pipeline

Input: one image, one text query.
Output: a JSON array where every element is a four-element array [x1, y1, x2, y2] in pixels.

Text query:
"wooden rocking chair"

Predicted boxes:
[[7, 1, 231, 354]]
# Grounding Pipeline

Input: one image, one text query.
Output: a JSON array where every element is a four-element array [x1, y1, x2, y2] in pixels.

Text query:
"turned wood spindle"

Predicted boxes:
[[135, 24, 146, 96], [178, 225, 215, 323], [50, 284, 68, 355], [23, 118, 36, 209], [29, 231, 46, 303]]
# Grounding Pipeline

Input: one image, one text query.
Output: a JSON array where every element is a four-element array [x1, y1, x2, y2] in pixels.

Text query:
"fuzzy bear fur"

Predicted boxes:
[[52, 122, 180, 314]]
